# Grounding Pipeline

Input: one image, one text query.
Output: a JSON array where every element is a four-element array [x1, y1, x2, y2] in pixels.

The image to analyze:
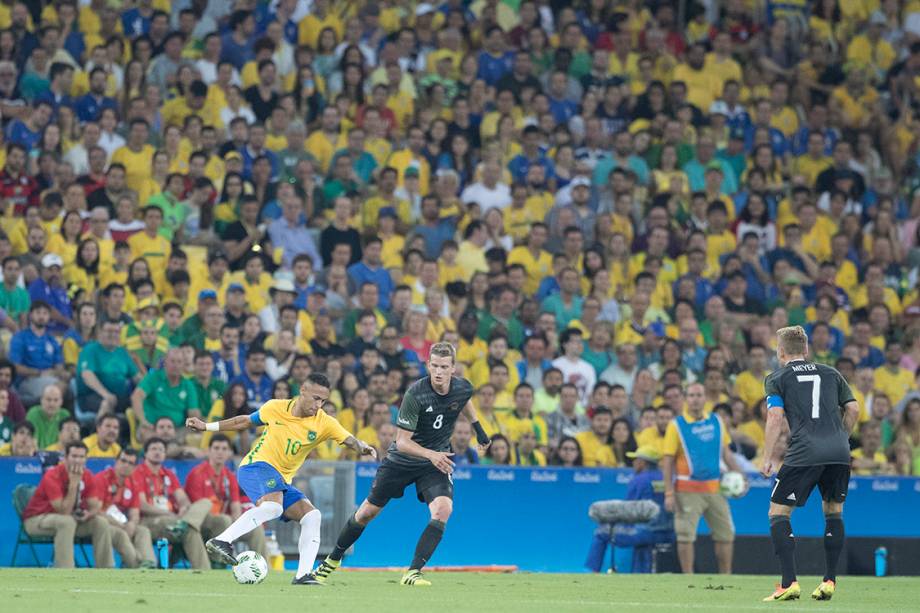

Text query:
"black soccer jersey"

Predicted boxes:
[[764, 359, 856, 467], [387, 376, 474, 467]]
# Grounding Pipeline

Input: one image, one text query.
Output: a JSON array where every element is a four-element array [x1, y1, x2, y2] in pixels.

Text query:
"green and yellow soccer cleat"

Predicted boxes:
[[400, 570, 432, 586], [762, 582, 801, 602], [309, 557, 341, 585], [812, 580, 836, 600]]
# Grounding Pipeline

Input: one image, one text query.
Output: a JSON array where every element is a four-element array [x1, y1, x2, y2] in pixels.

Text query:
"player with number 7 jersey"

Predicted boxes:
[[760, 326, 861, 603]]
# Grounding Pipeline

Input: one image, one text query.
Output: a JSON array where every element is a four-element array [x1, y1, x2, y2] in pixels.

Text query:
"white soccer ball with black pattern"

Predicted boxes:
[[720, 471, 749, 498], [232, 551, 269, 584]]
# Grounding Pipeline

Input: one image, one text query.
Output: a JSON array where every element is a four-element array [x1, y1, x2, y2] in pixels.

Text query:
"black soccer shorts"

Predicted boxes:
[[366, 458, 454, 507], [770, 463, 850, 507]]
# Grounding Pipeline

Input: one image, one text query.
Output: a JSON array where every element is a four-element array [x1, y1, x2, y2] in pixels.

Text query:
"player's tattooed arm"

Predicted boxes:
[[185, 414, 253, 432], [342, 435, 378, 460]]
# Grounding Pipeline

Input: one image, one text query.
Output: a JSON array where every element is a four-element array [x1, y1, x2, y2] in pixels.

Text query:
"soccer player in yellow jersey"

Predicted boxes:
[[185, 373, 377, 584]]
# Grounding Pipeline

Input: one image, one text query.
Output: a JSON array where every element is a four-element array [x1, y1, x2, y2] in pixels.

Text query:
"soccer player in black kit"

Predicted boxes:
[[760, 326, 860, 602], [309, 342, 491, 586]]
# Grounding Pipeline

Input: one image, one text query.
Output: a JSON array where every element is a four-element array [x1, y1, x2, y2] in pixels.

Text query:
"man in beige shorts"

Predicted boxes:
[[662, 383, 743, 573]]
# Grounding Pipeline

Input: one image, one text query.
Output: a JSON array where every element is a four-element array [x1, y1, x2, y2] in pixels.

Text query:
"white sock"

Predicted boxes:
[[217, 501, 283, 544], [296, 509, 322, 578]]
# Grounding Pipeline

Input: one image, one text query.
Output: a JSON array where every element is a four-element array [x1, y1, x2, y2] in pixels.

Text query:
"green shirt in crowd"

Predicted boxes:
[[140, 369, 199, 427], [0, 283, 30, 323], [76, 341, 140, 397], [25, 406, 70, 449], [193, 378, 226, 414]]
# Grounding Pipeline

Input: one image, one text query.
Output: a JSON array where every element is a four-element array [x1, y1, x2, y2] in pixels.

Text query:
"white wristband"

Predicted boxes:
[[205, 422, 219, 432]]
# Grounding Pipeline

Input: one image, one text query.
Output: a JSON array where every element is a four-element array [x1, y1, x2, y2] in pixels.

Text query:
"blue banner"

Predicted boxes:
[[2, 459, 919, 572]]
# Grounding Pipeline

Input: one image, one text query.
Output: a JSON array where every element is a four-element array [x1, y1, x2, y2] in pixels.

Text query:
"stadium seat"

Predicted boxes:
[[71, 378, 96, 428], [10, 484, 92, 568]]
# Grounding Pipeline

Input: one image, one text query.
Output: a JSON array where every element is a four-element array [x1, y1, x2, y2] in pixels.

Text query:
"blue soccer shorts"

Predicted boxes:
[[237, 461, 306, 517]]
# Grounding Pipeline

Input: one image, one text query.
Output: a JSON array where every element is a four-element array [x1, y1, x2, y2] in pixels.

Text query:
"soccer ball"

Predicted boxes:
[[232, 551, 269, 585], [720, 471, 749, 498]]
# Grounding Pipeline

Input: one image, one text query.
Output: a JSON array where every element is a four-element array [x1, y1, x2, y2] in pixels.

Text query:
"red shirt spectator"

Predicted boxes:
[[0, 144, 39, 215], [23, 462, 98, 519], [184, 460, 240, 515], [96, 466, 141, 514], [130, 461, 182, 514]]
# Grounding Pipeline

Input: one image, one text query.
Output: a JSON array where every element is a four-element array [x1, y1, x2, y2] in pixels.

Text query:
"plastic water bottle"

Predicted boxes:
[[155, 538, 169, 569], [265, 530, 284, 571], [875, 547, 887, 577]]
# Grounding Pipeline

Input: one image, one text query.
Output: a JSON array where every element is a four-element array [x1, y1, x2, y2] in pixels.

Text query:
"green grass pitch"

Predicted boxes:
[[1, 569, 917, 612]]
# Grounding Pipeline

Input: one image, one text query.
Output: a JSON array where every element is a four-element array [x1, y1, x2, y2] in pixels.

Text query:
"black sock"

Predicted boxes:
[[769, 515, 797, 588], [329, 514, 366, 562], [823, 513, 845, 583], [409, 520, 446, 571]]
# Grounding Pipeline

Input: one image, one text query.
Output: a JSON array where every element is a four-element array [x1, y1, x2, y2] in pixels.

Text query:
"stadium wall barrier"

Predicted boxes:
[[2, 459, 919, 572]]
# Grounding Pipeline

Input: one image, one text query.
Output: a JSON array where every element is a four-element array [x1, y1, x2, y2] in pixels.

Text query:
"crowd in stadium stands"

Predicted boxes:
[[1, 0, 920, 517]]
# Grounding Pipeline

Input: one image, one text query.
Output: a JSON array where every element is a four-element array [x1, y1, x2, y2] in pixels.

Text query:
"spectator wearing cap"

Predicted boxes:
[[77, 318, 141, 416], [268, 191, 322, 270], [222, 282, 247, 328], [9, 301, 66, 407], [185, 303, 227, 352], [174, 289, 220, 346], [23, 441, 115, 568], [28, 253, 72, 335]]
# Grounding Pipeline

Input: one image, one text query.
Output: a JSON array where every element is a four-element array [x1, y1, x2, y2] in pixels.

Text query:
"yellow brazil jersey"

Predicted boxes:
[[734, 370, 765, 411], [457, 336, 487, 366], [499, 412, 547, 446], [244, 400, 351, 483], [365, 137, 393, 167], [83, 433, 122, 459], [793, 155, 832, 188], [574, 431, 618, 467], [635, 427, 666, 455], [304, 130, 345, 175], [770, 106, 800, 138], [298, 13, 344, 49], [503, 205, 537, 243], [128, 231, 171, 289], [111, 144, 155, 194], [507, 246, 552, 295], [874, 366, 914, 405], [705, 230, 736, 274], [671, 63, 722, 111], [703, 54, 742, 85]]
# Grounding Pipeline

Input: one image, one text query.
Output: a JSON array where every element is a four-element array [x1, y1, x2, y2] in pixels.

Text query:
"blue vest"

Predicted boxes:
[[674, 414, 722, 482]]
